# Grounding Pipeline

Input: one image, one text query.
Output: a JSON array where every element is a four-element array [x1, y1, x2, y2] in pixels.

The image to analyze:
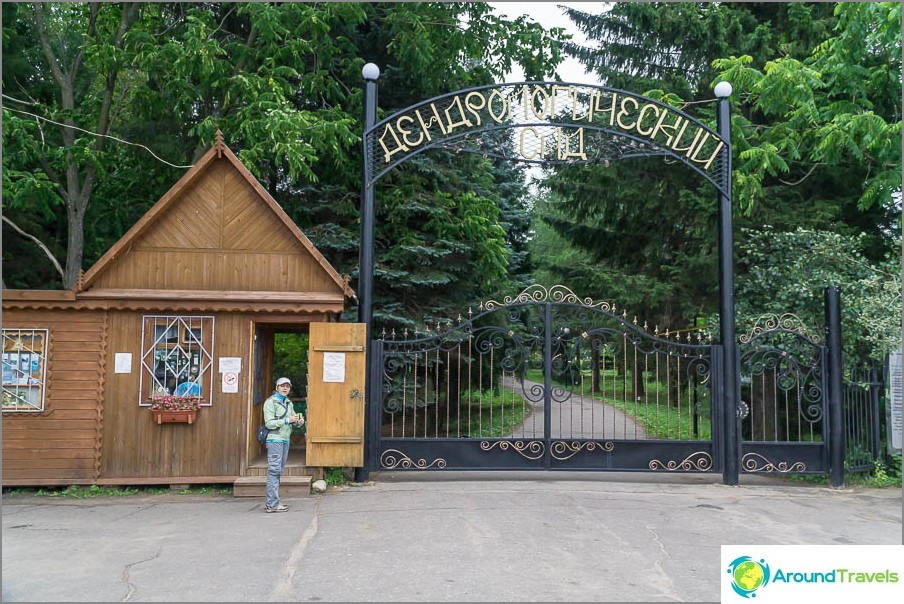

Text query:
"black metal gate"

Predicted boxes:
[[737, 314, 831, 475], [366, 285, 722, 473]]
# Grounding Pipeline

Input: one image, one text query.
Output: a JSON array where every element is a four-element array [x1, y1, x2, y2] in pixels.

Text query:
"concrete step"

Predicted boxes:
[[233, 475, 312, 498]]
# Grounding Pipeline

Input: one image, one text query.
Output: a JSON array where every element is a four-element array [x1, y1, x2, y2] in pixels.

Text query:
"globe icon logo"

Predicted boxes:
[[726, 556, 770, 598]]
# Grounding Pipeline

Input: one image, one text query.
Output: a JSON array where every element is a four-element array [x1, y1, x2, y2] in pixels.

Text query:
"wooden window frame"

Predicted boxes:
[[140, 316, 215, 406], [2, 328, 48, 413]]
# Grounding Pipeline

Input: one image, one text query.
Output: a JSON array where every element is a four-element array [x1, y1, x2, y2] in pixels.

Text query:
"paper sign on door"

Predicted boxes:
[[323, 352, 346, 383]]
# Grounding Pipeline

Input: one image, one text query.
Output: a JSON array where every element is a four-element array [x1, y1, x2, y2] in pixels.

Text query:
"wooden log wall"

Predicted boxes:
[[2, 309, 107, 485]]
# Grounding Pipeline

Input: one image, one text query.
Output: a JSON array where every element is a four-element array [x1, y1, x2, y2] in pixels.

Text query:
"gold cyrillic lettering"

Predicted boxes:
[[464, 92, 487, 127], [651, 111, 686, 147], [539, 131, 553, 158], [671, 125, 704, 156], [552, 85, 572, 117], [558, 127, 587, 160], [530, 86, 552, 120], [635, 103, 660, 136], [487, 89, 509, 123], [395, 116, 424, 149], [443, 96, 474, 133], [615, 96, 639, 131], [594, 91, 618, 125], [415, 104, 447, 139], [378, 123, 410, 164], [573, 89, 592, 122], [690, 135, 724, 170], [519, 127, 539, 160]]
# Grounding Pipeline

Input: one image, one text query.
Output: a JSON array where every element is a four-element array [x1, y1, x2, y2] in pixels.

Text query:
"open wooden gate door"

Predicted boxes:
[[305, 322, 367, 467]]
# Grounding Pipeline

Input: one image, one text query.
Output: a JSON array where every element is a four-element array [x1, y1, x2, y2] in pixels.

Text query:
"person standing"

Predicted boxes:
[[263, 376, 304, 513]]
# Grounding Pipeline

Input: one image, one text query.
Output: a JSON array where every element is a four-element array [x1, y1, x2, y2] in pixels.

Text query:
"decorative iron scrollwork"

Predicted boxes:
[[480, 440, 545, 460], [483, 284, 613, 311], [740, 313, 820, 343], [648, 451, 713, 471], [741, 452, 807, 473], [380, 449, 447, 470], [551, 440, 615, 460]]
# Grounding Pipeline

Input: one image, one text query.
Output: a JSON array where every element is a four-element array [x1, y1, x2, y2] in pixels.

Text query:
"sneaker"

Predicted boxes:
[[265, 504, 288, 513]]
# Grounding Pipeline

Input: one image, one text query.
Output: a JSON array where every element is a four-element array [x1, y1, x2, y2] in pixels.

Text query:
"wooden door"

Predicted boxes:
[[305, 323, 367, 467]]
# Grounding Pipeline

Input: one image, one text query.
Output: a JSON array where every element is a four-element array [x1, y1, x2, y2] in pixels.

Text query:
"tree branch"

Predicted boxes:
[[2, 215, 65, 279], [778, 162, 824, 186]]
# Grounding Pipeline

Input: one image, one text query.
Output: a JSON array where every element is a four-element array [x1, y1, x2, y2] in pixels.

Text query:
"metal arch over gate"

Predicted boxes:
[[357, 67, 741, 482], [368, 285, 723, 473]]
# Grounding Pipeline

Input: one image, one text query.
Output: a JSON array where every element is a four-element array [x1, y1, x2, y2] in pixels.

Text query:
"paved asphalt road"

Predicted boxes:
[[2, 472, 902, 602]]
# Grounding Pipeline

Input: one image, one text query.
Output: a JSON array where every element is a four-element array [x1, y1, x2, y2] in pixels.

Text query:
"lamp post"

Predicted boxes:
[[714, 81, 739, 486], [359, 62, 380, 330], [355, 63, 379, 482]]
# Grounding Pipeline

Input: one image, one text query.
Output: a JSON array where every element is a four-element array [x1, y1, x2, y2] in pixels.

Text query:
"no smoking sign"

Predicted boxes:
[[222, 370, 238, 393]]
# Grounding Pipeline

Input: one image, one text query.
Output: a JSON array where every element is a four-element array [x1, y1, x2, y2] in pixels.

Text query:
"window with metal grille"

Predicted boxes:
[[140, 316, 214, 406], [2, 328, 48, 412]]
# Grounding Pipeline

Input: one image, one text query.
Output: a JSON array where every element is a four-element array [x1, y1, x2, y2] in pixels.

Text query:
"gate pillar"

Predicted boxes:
[[825, 286, 845, 488], [715, 83, 740, 485]]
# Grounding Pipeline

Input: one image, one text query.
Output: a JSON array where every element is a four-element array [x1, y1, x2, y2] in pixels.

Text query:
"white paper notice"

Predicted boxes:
[[323, 352, 346, 383], [114, 353, 132, 374], [218, 357, 242, 373]]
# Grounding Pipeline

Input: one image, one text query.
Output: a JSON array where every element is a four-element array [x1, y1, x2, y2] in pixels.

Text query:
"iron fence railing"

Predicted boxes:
[[842, 366, 882, 474]]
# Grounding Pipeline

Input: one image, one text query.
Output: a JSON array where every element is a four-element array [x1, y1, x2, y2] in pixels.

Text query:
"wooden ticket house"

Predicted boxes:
[[2, 134, 366, 492]]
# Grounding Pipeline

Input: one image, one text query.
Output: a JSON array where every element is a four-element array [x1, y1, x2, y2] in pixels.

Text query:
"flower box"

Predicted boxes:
[[149, 394, 201, 424], [152, 410, 198, 424]]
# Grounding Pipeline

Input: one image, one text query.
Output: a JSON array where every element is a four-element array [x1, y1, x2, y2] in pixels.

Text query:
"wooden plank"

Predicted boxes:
[[312, 345, 364, 352], [2, 448, 96, 460], [3, 458, 97, 470], [44, 375, 108, 386], [78, 289, 344, 302], [8, 409, 99, 420], [1, 469, 95, 480], [1, 475, 237, 487], [1, 429, 98, 440], [2, 438, 95, 449], [1, 290, 76, 301], [46, 361, 103, 372], [0, 420, 97, 431], [48, 341, 104, 352], [308, 436, 363, 443]]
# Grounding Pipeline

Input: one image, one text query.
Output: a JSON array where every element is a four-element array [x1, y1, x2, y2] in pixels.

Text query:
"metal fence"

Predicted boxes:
[[842, 365, 883, 474]]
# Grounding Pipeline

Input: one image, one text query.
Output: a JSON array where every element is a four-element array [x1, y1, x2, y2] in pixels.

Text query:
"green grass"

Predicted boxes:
[[448, 388, 531, 438], [324, 467, 350, 486]]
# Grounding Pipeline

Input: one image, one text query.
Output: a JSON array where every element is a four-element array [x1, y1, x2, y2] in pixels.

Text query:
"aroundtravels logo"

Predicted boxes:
[[722, 546, 904, 603], [726, 556, 771, 598]]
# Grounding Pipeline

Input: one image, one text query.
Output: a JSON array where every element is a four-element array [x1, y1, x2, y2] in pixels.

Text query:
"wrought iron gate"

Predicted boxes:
[[366, 286, 722, 473], [737, 315, 830, 475]]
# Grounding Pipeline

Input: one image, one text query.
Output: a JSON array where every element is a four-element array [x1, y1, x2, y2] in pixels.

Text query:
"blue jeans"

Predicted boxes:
[[265, 440, 290, 509]]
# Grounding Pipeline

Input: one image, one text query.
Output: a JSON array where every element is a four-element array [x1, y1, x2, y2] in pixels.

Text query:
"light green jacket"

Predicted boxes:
[[263, 393, 293, 443]]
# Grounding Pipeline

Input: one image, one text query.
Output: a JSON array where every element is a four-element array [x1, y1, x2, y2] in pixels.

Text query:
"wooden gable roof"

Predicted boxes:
[[77, 133, 355, 309]]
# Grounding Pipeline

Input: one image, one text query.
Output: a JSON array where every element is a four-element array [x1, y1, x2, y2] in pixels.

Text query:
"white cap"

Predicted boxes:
[[276, 377, 292, 387]]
